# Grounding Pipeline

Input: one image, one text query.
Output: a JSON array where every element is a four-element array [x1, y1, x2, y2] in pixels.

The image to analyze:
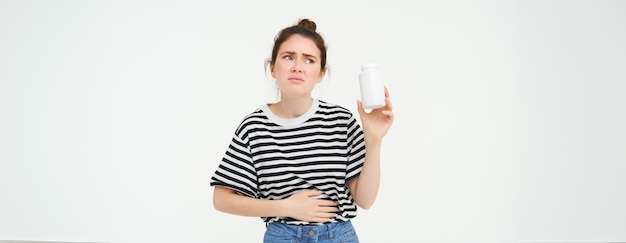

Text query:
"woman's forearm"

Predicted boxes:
[[349, 139, 382, 210], [213, 186, 286, 217]]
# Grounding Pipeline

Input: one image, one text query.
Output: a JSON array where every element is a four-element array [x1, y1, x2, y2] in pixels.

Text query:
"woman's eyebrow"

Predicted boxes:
[[302, 53, 318, 60], [280, 51, 318, 59]]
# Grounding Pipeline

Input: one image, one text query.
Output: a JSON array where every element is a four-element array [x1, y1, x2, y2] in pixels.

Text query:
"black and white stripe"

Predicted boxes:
[[210, 100, 366, 225]]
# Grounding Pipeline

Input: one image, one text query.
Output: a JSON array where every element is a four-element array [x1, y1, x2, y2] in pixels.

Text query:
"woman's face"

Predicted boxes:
[[271, 34, 325, 99]]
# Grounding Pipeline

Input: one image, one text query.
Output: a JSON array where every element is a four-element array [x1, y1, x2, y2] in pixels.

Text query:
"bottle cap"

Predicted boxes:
[[361, 63, 377, 71]]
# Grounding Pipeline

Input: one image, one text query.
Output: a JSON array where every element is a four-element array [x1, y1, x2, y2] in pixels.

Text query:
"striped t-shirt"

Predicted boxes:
[[210, 99, 366, 225]]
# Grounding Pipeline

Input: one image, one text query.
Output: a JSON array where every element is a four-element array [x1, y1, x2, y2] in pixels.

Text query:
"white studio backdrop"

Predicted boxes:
[[1, 1, 625, 242]]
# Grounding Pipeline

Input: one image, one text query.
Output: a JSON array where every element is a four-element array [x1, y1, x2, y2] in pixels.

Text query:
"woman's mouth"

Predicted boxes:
[[288, 77, 304, 83]]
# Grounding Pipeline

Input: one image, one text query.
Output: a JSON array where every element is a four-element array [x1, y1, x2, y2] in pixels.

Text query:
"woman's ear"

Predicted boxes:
[[270, 64, 276, 79], [318, 68, 326, 82]]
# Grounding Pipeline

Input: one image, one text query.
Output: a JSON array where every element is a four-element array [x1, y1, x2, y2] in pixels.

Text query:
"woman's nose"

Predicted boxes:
[[292, 62, 302, 73]]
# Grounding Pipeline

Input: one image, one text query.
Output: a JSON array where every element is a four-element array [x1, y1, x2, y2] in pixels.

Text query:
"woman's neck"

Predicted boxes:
[[270, 96, 314, 119]]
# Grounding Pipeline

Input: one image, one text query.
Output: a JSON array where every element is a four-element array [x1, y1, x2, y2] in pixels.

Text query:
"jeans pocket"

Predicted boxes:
[[337, 228, 360, 243], [264, 224, 295, 243], [263, 230, 294, 243]]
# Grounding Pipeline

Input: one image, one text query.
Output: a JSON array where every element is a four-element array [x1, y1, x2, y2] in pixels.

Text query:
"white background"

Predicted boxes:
[[1, 1, 625, 242]]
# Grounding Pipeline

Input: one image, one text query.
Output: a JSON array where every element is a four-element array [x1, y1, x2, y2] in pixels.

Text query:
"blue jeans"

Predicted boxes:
[[263, 220, 359, 243]]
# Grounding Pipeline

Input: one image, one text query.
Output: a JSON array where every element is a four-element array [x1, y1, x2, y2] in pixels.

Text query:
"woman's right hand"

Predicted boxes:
[[282, 190, 338, 223]]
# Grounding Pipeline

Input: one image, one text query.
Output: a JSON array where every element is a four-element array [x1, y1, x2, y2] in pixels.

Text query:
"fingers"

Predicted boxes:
[[310, 209, 338, 223], [313, 213, 337, 222], [385, 97, 393, 111], [356, 100, 365, 116], [315, 198, 336, 206], [301, 190, 337, 207], [313, 201, 338, 223], [309, 198, 338, 223], [384, 86, 393, 111], [382, 110, 395, 125], [310, 216, 333, 223], [299, 189, 322, 197], [318, 205, 338, 213], [382, 109, 394, 118], [287, 189, 340, 223]]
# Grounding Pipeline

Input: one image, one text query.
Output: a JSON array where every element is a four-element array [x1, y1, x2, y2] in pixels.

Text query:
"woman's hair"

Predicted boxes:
[[268, 18, 328, 71]]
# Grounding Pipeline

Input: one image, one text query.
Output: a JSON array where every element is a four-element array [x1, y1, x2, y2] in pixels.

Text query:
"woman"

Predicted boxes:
[[210, 18, 394, 243]]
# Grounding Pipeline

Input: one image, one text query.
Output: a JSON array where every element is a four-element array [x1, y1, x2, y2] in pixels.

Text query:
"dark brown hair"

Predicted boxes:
[[269, 18, 328, 70]]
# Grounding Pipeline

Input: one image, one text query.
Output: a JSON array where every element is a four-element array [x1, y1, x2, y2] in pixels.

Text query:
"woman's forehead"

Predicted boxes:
[[278, 34, 321, 57]]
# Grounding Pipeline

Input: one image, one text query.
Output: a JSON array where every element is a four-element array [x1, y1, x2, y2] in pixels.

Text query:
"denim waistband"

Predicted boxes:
[[265, 220, 354, 241]]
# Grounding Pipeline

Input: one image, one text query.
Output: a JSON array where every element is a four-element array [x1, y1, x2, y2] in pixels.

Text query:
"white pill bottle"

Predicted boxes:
[[359, 63, 386, 109]]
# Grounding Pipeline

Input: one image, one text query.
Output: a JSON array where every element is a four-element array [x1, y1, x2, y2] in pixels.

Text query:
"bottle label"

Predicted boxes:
[[359, 66, 385, 110]]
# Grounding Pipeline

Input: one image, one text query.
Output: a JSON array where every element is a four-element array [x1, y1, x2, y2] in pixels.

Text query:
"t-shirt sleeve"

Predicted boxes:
[[345, 114, 366, 182], [210, 131, 259, 198]]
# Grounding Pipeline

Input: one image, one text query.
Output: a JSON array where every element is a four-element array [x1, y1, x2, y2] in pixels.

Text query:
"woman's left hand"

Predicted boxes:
[[357, 86, 394, 142]]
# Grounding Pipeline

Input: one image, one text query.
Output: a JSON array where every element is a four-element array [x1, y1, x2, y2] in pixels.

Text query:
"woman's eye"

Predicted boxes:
[[305, 58, 315, 64], [283, 55, 293, 60]]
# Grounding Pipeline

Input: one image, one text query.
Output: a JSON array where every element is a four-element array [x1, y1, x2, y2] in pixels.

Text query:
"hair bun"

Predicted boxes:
[[297, 18, 317, 32]]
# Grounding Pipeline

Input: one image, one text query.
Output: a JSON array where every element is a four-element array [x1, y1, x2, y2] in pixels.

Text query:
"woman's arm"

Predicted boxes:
[[349, 87, 394, 210], [348, 140, 382, 210], [213, 186, 338, 223]]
